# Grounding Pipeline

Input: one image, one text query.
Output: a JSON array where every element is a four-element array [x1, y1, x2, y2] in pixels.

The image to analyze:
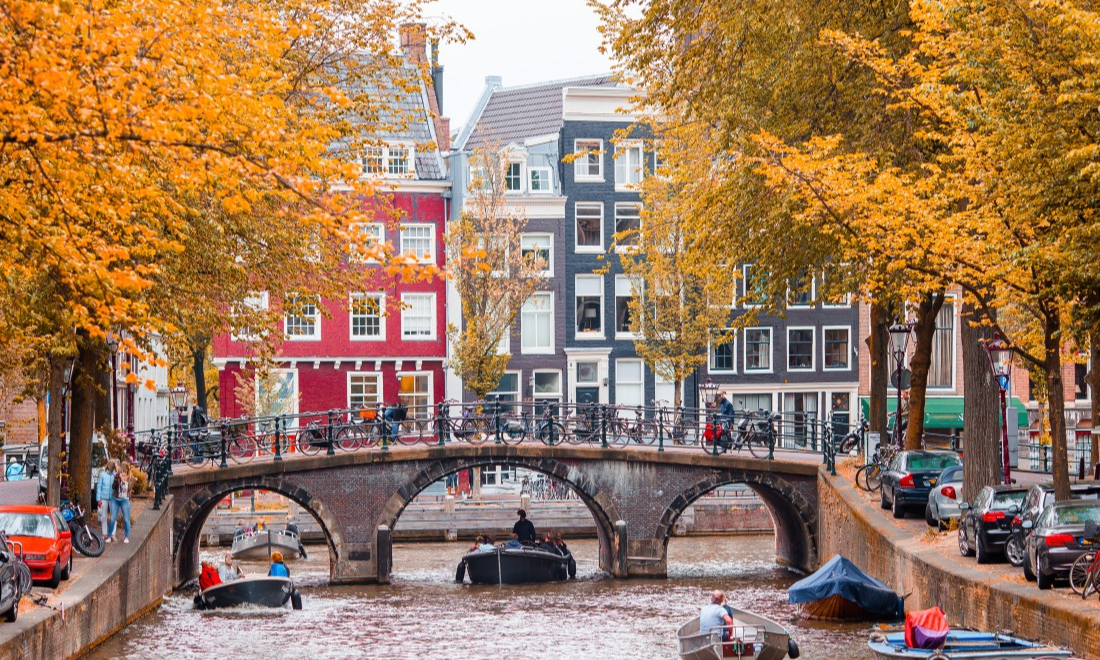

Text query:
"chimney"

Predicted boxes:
[[399, 23, 427, 65], [430, 39, 444, 114]]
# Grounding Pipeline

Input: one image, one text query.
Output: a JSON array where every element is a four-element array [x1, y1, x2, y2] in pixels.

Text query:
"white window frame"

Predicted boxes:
[[491, 371, 521, 404], [396, 371, 433, 418], [575, 275, 604, 339], [347, 372, 383, 410], [787, 274, 815, 309], [786, 326, 816, 372], [741, 264, 761, 309], [708, 330, 737, 374], [361, 143, 415, 178], [573, 139, 603, 182], [614, 140, 644, 191], [614, 275, 639, 339], [575, 202, 604, 253], [349, 222, 385, 264], [532, 370, 562, 399], [822, 325, 852, 371], [613, 202, 642, 252], [505, 160, 524, 194], [400, 293, 436, 340], [231, 291, 269, 342], [614, 359, 645, 407], [528, 167, 553, 194], [520, 233, 553, 276], [399, 224, 436, 264], [521, 292, 554, 354], [744, 327, 773, 373], [819, 270, 852, 308], [349, 292, 385, 341], [284, 297, 321, 341], [928, 295, 958, 390]]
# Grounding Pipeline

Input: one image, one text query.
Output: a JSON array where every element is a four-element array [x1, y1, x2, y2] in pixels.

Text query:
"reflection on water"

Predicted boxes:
[[87, 536, 872, 660]]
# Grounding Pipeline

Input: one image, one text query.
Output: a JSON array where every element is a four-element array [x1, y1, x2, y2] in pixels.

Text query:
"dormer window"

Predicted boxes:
[[361, 144, 415, 178], [529, 167, 552, 194], [505, 161, 523, 192]]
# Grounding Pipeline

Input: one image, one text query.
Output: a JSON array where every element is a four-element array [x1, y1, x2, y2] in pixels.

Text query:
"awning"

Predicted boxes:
[[859, 396, 1029, 430]]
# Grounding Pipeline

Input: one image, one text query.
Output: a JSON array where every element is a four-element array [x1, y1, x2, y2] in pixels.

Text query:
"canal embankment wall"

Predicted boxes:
[[817, 468, 1100, 658], [0, 496, 173, 660]]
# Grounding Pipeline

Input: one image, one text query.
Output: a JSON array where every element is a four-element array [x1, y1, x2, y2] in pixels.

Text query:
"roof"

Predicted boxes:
[[461, 74, 616, 151]]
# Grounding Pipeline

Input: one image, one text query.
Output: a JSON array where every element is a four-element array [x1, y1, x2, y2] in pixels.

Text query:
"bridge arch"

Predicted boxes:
[[656, 469, 817, 572], [378, 456, 623, 574], [173, 476, 345, 584]]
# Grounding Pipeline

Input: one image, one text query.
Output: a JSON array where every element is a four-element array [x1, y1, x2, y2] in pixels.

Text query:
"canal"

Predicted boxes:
[[87, 535, 872, 660]]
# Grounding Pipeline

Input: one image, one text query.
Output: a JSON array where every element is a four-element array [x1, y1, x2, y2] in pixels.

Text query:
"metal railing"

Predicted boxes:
[[139, 399, 864, 501], [1020, 440, 1094, 475]]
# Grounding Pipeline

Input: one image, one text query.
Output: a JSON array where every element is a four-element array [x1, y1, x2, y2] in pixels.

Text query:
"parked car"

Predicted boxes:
[[0, 506, 73, 589], [1006, 482, 1100, 569], [957, 485, 1027, 563], [880, 450, 962, 519], [37, 433, 109, 499], [0, 533, 20, 622], [1022, 500, 1100, 589], [925, 465, 964, 529]]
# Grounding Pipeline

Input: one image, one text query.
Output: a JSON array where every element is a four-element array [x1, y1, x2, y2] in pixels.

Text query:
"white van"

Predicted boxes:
[[37, 433, 110, 499]]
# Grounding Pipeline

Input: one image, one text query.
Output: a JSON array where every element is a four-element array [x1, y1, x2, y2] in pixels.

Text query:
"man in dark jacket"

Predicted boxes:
[[513, 509, 536, 544]]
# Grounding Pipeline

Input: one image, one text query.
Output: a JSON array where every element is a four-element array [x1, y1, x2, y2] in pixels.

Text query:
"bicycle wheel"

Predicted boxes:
[[502, 421, 526, 445], [607, 419, 629, 446], [838, 433, 859, 454], [747, 433, 770, 459], [185, 443, 208, 468], [14, 561, 31, 594], [1069, 553, 1093, 595], [632, 420, 657, 445], [1084, 557, 1100, 599], [298, 430, 323, 456], [864, 464, 883, 492], [335, 425, 363, 451], [538, 422, 567, 446], [458, 418, 490, 445]]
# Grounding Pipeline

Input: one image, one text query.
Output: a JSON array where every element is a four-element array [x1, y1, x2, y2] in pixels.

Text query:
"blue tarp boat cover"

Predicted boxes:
[[787, 554, 902, 619]]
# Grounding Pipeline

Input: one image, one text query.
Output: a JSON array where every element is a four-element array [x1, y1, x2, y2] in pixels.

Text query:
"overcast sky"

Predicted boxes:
[[426, 0, 616, 133]]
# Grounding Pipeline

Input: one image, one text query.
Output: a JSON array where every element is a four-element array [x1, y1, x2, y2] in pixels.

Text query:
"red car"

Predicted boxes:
[[0, 505, 73, 588]]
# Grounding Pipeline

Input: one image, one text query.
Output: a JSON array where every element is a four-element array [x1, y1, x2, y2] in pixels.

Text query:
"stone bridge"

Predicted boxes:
[[168, 445, 821, 586]]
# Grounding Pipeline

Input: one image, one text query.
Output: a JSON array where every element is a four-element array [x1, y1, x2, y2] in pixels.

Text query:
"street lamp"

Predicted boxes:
[[888, 320, 914, 448], [106, 332, 120, 433], [984, 332, 1013, 485], [170, 385, 189, 428], [700, 377, 719, 411]]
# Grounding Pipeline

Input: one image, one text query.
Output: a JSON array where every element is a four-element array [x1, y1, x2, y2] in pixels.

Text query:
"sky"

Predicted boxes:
[[425, 0, 616, 133]]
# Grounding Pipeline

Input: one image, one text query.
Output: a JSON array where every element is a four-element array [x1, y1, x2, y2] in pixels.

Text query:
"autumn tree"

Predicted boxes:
[[446, 148, 548, 400]]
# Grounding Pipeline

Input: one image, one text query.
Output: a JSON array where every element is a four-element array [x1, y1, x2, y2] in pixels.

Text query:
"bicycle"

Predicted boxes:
[[655, 400, 692, 445], [699, 409, 775, 459], [447, 401, 492, 444], [1069, 520, 1100, 597], [855, 442, 898, 492], [610, 404, 656, 445], [565, 404, 603, 445], [837, 417, 868, 455], [334, 406, 384, 450], [502, 409, 566, 445]]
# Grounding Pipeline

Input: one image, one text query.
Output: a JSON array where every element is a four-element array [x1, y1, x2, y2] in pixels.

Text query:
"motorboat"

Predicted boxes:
[[677, 607, 799, 660], [195, 575, 302, 610], [455, 545, 576, 585], [868, 630, 1072, 659], [231, 528, 302, 561], [787, 554, 903, 621]]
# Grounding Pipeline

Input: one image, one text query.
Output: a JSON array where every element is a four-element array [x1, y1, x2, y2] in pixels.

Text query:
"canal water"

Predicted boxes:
[[87, 535, 872, 660]]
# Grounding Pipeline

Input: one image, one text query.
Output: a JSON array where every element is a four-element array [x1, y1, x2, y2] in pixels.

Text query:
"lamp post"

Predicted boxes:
[[888, 320, 914, 449], [984, 333, 1013, 485], [170, 385, 189, 430], [700, 377, 719, 411], [106, 332, 120, 433]]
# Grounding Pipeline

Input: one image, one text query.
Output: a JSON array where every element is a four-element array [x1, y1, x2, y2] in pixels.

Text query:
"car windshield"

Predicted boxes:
[[1053, 505, 1100, 525], [0, 513, 55, 539], [991, 492, 1026, 511], [906, 454, 961, 471]]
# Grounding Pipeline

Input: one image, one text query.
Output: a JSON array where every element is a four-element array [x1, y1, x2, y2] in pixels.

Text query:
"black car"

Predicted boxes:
[[0, 534, 20, 622], [880, 450, 962, 519], [1006, 482, 1100, 569], [1023, 500, 1100, 590], [957, 485, 1026, 564]]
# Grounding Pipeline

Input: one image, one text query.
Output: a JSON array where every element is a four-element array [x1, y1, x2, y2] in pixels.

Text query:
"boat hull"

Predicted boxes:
[[200, 576, 294, 609], [677, 608, 792, 660], [231, 530, 301, 561], [461, 548, 570, 585], [868, 631, 1072, 660]]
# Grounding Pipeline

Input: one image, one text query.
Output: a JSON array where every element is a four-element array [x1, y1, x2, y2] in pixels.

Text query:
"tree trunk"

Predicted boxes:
[[906, 292, 946, 450], [1045, 312, 1070, 501], [67, 338, 100, 513], [45, 356, 65, 507], [1089, 327, 1099, 478], [673, 378, 683, 409], [868, 302, 890, 440], [961, 301, 1001, 501], [191, 334, 210, 412]]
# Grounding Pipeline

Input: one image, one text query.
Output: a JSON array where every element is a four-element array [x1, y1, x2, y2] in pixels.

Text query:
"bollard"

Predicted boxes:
[[376, 525, 392, 584], [614, 520, 628, 578], [219, 420, 229, 468], [520, 493, 530, 510], [657, 405, 665, 453], [437, 401, 448, 446], [166, 427, 174, 475], [444, 495, 455, 513], [274, 416, 284, 461], [494, 397, 503, 445], [326, 411, 337, 456]]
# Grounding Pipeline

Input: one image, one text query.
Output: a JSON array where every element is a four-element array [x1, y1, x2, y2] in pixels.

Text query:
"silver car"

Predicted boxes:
[[925, 465, 964, 530]]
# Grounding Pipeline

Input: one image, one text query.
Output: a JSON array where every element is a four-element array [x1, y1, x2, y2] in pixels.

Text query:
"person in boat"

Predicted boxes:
[[553, 533, 570, 556], [700, 590, 734, 642], [504, 533, 524, 549], [513, 509, 536, 544], [268, 551, 290, 578], [199, 559, 222, 591], [218, 553, 244, 582], [234, 519, 245, 538], [478, 536, 496, 551], [537, 532, 557, 554], [470, 535, 485, 551], [285, 516, 308, 559]]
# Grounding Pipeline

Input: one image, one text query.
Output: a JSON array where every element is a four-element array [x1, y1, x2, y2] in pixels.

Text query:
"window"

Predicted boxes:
[[929, 299, 955, 388], [614, 141, 644, 189], [528, 167, 552, 193], [575, 275, 603, 336], [349, 293, 384, 340], [574, 139, 602, 181], [401, 293, 435, 339], [738, 393, 772, 411], [505, 162, 523, 192], [575, 203, 603, 251], [533, 371, 562, 399], [615, 276, 636, 336], [1075, 363, 1090, 401], [232, 291, 269, 341], [361, 144, 414, 177], [520, 234, 552, 275], [741, 264, 765, 307], [400, 225, 435, 263], [819, 270, 852, 307], [614, 203, 641, 248], [349, 223, 384, 263], [831, 392, 851, 436], [397, 372, 431, 418], [788, 328, 814, 370], [787, 272, 814, 307], [490, 373, 520, 412], [362, 147, 384, 175], [348, 373, 382, 410], [615, 360, 644, 407], [521, 292, 553, 353], [284, 296, 320, 340], [387, 146, 411, 176], [744, 327, 772, 372], [783, 392, 819, 447], [709, 332, 736, 373], [823, 327, 851, 370]]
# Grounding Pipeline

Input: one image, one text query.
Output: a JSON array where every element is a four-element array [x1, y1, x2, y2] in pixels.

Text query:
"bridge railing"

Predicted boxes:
[[136, 399, 862, 482]]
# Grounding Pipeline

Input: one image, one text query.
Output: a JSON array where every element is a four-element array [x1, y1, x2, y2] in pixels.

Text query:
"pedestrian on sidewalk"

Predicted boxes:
[[109, 461, 133, 544], [96, 460, 117, 539]]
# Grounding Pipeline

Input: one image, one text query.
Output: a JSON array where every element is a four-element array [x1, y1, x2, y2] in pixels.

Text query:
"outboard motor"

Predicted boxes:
[[787, 638, 800, 659], [455, 560, 466, 583]]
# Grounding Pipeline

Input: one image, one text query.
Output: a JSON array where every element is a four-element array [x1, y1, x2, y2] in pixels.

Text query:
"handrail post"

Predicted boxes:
[[548, 405, 557, 447], [657, 403, 665, 453], [600, 404, 609, 449], [219, 420, 229, 468], [326, 410, 337, 456], [381, 407, 390, 452], [711, 410, 719, 457], [809, 413, 817, 453], [493, 396, 503, 445], [767, 411, 776, 461], [274, 416, 284, 462], [437, 401, 447, 446], [166, 427, 174, 475]]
